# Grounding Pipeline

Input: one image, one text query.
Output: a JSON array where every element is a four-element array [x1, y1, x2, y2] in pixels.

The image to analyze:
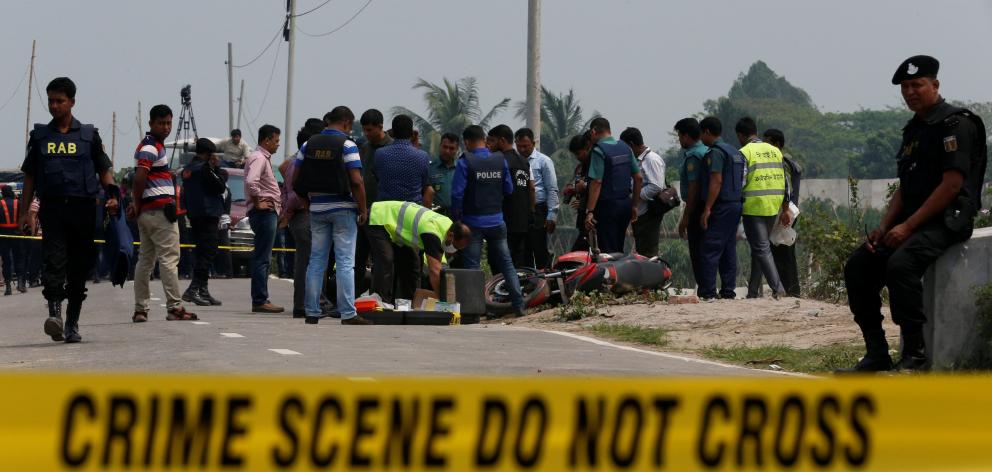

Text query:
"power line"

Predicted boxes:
[[232, 23, 284, 69], [251, 40, 283, 124], [298, 0, 373, 37], [0, 65, 29, 114], [293, 0, 333, 17]]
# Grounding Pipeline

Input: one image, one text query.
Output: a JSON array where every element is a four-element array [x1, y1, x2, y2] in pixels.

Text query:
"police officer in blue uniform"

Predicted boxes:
[[842, 56, 987, 372], [181, 138, 227, 306], [583, 117, 643, 254], [18, 77, 119, 343], [696, 117, 746, 301]]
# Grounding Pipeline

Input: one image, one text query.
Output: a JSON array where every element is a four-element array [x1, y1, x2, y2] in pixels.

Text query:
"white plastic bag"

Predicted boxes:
[[770, 202, 801, 246]]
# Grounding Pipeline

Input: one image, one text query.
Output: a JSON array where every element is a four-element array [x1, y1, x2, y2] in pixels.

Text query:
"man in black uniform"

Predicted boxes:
[[488, 124, 535, 268], [18, 77, 120, 343], [181, 138, 226, 306], [842, 56, 987, 372]]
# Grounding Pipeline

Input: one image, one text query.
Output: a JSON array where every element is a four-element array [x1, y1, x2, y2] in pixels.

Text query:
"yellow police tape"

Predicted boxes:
[[0, 373, 990, 471], [0, 233, 295, 252]]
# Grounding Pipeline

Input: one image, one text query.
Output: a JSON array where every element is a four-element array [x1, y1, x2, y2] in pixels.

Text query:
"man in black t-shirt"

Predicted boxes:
[[488, 125, 535, 268]]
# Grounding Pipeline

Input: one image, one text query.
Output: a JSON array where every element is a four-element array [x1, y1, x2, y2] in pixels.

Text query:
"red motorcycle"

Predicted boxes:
[[485, 231, 673, 314]]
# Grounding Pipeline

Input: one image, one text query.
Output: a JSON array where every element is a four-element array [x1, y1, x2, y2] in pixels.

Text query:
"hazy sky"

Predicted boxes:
[[2, 0, 992, 169]]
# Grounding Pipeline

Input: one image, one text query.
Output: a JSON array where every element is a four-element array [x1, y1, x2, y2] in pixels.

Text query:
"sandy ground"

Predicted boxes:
[[497, 294, 899, 353]]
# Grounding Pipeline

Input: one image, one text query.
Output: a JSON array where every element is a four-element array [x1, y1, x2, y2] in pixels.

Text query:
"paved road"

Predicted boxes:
[[0, 277, 771, 377]]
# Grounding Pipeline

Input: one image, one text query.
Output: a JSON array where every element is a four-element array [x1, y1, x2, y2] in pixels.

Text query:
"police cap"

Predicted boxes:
[[195, 138, 217, 155], [891, 55, 939, 84]]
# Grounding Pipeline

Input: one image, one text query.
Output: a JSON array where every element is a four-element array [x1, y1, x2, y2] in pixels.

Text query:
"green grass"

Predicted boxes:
[[703, 344, 865, 374], [587, 323, 669, 347]]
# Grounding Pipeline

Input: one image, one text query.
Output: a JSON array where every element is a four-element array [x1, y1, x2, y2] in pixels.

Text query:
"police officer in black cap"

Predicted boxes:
[[841, 56, 987, 372], [18, 77, 120, 343], [180, 138, 227, 306]]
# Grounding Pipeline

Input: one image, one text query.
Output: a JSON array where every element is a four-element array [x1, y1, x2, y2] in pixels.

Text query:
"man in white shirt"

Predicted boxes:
[[216, 129, 251, 168], [620, 127, 667, 257]]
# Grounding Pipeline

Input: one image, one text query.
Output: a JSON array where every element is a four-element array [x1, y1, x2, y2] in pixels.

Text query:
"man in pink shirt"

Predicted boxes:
[[244, 124, 284, 313]]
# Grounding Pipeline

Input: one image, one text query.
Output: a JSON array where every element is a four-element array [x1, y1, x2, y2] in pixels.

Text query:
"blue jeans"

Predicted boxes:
[[248, 209, 278, 305], [306, 210, 358, 319], [462, 223, 523, 310]]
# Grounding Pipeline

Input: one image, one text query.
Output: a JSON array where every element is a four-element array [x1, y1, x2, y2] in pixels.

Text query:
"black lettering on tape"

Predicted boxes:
[[846, 395, 874, 466], [425, 397, 454, 467], [383, 397, 420, 467], [812, 396, 840, 467], [514, 397, 548, 467], [773, 395, 805, 467], [220, 396, 252, 467], [650, 398, 679, 467], [610, 397, 643, 467], [475, 398, 509, 466], [697, 396, 729, 467], [272, 395, 303, 468], [350, 397, 379, 467], [141, 395, 160, 467], [312, 397, 343, 467], [62, 392, 95, 467], [102, 395, 138, 467], [164, 396, 214, 467], [569, 397, 605, 467], [736, 396, 768, 467]]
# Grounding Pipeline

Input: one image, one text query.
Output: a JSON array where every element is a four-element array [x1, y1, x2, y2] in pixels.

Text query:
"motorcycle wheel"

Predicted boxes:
[[484, 268, 550, 315]]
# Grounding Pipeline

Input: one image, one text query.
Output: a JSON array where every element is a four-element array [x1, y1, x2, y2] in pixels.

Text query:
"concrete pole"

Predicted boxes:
[[525, 0, 541, 144], [284, 0, 296, 159], [24, 39, 36, 148], [236, 79, 245, 130], [111, 111, 117, 168], [227, 42, 234, 133]]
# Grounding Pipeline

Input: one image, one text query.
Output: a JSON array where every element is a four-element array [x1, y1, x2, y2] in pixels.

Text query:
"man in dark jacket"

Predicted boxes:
[[488, 124, 534, 268], [181, 138, 227, 306], [0, 185, 25, 295]]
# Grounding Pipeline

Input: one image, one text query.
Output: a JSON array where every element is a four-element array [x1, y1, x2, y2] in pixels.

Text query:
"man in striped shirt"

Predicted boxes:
[[294, 106, 369, 325], [128, 105, 196, 322]]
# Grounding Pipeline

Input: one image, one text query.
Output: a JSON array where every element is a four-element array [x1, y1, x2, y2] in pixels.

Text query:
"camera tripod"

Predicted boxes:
[[170, 85, 199, 168]]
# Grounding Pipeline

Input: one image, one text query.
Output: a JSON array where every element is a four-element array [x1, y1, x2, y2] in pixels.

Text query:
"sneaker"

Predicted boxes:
[[166, 307, 198, 321], [341, 315, 372, 325], [132, 311, 148, 323], [252, 303, 285, 313]]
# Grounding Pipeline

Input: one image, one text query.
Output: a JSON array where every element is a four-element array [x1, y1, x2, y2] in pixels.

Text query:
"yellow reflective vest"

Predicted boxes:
[[740, 140, 786, 216], [369, 201, 452, 251]]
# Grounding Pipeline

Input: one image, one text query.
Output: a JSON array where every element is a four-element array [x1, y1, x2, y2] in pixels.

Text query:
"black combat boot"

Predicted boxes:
[[182, 284, 211, 306], [63, 299, 82, 343], [836, 329, 893, 373], [43, 300, 64, 342], [4, 282, 11, 296], [199, 286, 222, 306], [893, 331, 928, 372], [16, 276, 26, 293]]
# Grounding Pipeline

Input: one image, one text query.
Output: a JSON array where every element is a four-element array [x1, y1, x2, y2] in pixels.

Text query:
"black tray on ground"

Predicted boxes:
[[404, 310, 456, 325], [362, 311, 405, 325]]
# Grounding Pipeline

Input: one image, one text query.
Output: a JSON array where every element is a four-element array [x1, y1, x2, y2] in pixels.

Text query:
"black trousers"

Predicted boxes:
[[189, 216, 220, 289], [771, 243, 800, 297], [367, 225, 421, 304], [526, 202, 551, 270], [178, 216, 192, 278], [632, 209, 664, 258], [39, 197, 97, 303], [27, 238, 43, 281], [507, 232, 530, 269], [571, 208, 590, 252], [0, 233, 25, 282], [844, 223, 960, 335], [354, 224, 372, 296], [213, 229, 232, 277]]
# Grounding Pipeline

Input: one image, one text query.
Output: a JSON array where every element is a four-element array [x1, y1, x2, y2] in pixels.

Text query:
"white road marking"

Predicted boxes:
[[269, 348, 301, 356], [220, 333, 244, 338], [191, 321, 210, 325], [150, 297, 161, 301], [542, 330, 813, 378], [159, 304, 166, 307]]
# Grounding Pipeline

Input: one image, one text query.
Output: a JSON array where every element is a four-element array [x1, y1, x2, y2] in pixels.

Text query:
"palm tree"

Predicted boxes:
[[391, 77, 510, 155], [514, 86, 599, 156]]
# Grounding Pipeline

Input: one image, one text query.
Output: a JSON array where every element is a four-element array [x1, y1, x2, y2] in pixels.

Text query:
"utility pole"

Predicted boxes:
[[227, 42, 235, 133], [24, 39, 36, 147], [284, 0, 296, 159], [525, 0, 541, 145], [136, 101, 142, 133], [237, 79, 245, 130], [111, 111, 117, 168]]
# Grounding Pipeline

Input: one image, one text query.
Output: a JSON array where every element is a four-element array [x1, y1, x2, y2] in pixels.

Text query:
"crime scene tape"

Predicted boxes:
[[1, 373, 990, 471], [0, 233, 296, 252]]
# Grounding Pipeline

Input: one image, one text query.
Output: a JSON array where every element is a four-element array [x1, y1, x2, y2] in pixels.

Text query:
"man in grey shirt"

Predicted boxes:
[[216, 129, 251, 168]]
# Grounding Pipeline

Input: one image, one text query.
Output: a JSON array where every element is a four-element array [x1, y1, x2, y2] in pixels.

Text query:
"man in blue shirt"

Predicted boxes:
[[675, 118, 708, 291], [372, 115, 433, 301], [429, 132, 460, 215], [451, 125, 525, 316], [515, 128, 559, 270]]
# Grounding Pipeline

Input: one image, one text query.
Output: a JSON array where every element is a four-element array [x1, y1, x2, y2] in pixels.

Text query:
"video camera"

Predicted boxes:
[[180, 85, 192, 105]]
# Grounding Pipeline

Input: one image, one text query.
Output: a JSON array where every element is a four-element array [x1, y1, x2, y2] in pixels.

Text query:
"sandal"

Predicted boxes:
[[132, 311, 148, 323], [166, 307, 198, 321]]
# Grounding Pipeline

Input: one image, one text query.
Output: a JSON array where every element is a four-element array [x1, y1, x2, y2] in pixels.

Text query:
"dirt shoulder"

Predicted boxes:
[[494, 296, 897, 360]]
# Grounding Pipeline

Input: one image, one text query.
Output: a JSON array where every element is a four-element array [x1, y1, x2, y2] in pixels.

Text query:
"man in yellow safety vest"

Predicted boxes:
[[736, 117, 790, 299], [367, 201, 472, 302]]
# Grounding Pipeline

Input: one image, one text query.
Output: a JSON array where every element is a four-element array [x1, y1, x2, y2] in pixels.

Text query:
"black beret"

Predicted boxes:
[[195, 138, 217, 154], [892, 55, 939, 84]]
